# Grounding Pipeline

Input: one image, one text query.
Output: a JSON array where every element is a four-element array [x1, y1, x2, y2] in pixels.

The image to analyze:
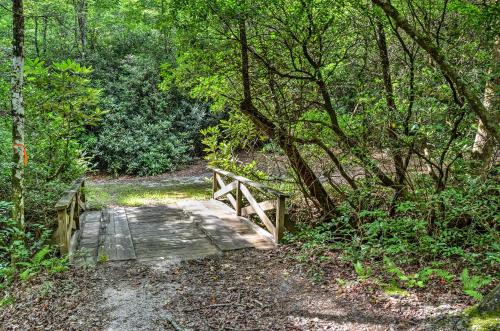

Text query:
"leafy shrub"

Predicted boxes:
[[88, 112, 193, 176], [85, 55, 216, 176], [0, 202, 67, 287]]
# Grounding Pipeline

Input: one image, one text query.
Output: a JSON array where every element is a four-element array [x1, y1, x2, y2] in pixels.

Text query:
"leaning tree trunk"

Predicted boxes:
[[476, 284, 500, 315], [472, 35, 499, 175], [375, 21, 406, 204], [238, 18, 337, 217], [12, 0, 26, 231]]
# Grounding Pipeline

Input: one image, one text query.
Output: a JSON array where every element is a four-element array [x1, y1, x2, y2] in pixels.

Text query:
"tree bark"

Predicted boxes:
[[238, 18, 337, 217], [476, 284, 500, 315], [375, 21, 406, 201], [73, 0, 87, 60], [42, 16, 48, 55], [12, 0, 25, 231], [34, 16, 39, 57], [372, 0, 500, 144], [472, 36, 499, 174]]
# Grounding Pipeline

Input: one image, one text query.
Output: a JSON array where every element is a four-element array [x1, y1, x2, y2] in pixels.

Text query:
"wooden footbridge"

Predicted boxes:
[[54, 168, 288, 263]]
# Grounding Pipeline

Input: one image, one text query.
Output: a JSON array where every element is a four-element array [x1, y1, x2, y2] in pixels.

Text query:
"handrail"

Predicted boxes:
[[209, 167, 289, 198], [210, 168, 287, 242], [55, 177, 86, 254]]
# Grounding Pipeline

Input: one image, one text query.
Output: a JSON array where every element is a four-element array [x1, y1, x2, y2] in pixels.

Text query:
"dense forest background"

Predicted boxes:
[[0, 0, 218, 222], [0, 0, 498, 309]]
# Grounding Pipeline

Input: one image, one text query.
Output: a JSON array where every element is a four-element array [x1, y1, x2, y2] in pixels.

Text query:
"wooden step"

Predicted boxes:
[[98, 207, 136, 261], [72, 211, 102, 265], [179, 200, 275, 251]]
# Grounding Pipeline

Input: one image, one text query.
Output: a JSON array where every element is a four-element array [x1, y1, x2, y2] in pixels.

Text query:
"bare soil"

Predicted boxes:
[[1, 163, 477, 330], [1, 248, 471, 331]]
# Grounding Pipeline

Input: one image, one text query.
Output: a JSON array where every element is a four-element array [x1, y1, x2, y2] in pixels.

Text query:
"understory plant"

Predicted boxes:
[[0, 202, 67, 289]]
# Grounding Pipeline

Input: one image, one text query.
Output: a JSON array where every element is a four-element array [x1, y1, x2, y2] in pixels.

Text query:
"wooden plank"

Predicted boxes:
[[212, 170, 219, 198], [99, 208, 136, 261], [236, 182, 242, 216], [213, 180, 238, 199], [275, 196, 285, 242], [241, 199, 276, 216], [239, 184, 275, 236], [132, 233, 206, 243], [134, 237, 213, 250], [114, 207, 136, 260], [210, 168, 288, 197], [128, 222, 196, 231], [77, 211, 101, 260], [216, 175, 237, 209], [57, 210, 68, 255], [55, 177, 85, 210]]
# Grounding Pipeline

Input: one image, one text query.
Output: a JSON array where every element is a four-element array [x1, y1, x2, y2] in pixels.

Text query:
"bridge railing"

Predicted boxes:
[[55, 177, 86, 254], [210, 167, 288, 242]]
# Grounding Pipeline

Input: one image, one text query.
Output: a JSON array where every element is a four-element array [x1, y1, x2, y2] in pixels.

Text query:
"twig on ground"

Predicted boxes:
[[165, 314, 184, 331], [183, 303, 247, 312]]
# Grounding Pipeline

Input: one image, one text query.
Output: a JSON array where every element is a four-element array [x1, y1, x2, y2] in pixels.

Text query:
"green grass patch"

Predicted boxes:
[[86, 181, 212, 208]]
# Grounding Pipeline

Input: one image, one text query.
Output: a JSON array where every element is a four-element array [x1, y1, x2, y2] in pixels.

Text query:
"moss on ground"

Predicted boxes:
[[465, 306, 500, 331], [86, 181, 212, 208]]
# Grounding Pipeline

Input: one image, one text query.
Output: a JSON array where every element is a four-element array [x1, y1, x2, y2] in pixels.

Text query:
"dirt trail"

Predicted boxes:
[[2, 249, 471, 331], [1, 169, 473, 330]]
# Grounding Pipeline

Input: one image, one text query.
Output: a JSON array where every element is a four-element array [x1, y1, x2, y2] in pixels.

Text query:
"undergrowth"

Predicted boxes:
[[286, 178, 499, 300], [0, 201, 68, 297]]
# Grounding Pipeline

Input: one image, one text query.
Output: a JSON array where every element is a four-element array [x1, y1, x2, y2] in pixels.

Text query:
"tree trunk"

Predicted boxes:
[[375, 21, 406, 203], [476, 284, 500, 315], [73, 0, 87, 60], [372, 0, 500, 144], [472, 35, 499, 174], [42, 16, 48, 55], [238, 18, 337, 217], [34, 16, 39, 58], [11, 0, 26, 231]]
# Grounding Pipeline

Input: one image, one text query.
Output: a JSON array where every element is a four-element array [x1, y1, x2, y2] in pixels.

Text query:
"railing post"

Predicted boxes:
[[236, 181, 242, 216], [57, 209, 69, 255], [75, 194, 81, 230], [212, 170, 218, 199], [81, 179, 86, 210], [275, 195, 285, 242]]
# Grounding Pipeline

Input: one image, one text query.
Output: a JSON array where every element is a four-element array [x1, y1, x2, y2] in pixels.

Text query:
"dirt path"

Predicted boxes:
[[1, 249, 471, 330], [1, 168, 473, 330]]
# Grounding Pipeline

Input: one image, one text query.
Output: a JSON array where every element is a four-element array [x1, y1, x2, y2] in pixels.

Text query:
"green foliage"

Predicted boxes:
[[1, 59, 100, 226], [460, 269, 493, 300], [85, 55, 215, 176], [353, 261, 372, 281], [0, 202, 67, 287], [383, 256, 454, 289], [201, 124, 267, 180], [288, 176, 497, 298]]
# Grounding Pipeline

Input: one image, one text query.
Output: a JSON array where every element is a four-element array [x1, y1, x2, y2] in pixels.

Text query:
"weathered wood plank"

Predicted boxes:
[[98, 208, 136, 261], [55, 177, 85, 210], [241, 199, 276, 216], [210, 168, 288, 197], [215, 175, 237, 209], [275, 196, 286, 242], [239, 184, 275, 236], [213, 180, 238, 199], [180, 200, 275, 250]]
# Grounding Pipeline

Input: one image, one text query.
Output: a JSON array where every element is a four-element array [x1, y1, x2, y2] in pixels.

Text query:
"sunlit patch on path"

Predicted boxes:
[[74, 200, 275, 265]]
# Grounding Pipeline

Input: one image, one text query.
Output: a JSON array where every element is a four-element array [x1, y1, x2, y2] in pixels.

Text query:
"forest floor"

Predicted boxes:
[[0, 249, 473, 330], [1, 162, 476, 330]]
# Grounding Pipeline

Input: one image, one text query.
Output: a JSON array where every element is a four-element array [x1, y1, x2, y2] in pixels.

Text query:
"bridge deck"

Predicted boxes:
[[74, 200, 275, 264]]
